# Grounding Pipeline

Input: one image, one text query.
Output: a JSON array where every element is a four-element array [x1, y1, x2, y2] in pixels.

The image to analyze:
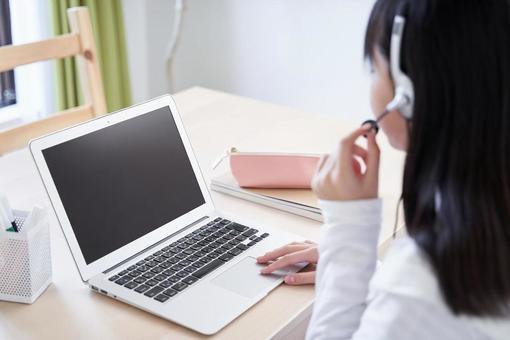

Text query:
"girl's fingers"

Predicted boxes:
[[338, 126, 372, 170], [256, 244, 311, 263], [352, 144, 368, 162], [284, 271, 316, 285], [365, 130, 380, 178], [260, 248, 317, 274]]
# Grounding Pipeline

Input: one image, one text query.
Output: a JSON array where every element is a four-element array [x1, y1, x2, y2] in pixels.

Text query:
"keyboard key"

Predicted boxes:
[[144, 286, 164, 297], [192, 261, 205, 268], [183, 266, 196, 273], [219, 219, 230, 225], [200, 257, 212, 264], [134, 284, 150, 293], [127, 265, 137, 271], [109, 275, 119, 281], [163, 289, 178, 297], [153, 256, 166, 263], [144, 255, 154, 261], [171, 264, 184, 271], [248, 241, 257, 246], [125, 281, 138, 289], [188, 255, 199, 262], [228, 240, 240, 247], [255, 237, 263, 242], [182, 276, 198, 285], [160, 281, 172, 288], [118, 270, 129, 276], [230, 223, 248, 232], [154, 274, 166, 281], [134, 277, 146, 284], [154, 250, 163, 256], [150, 267, 164, 274], [249, 235, 257, 240], [128, 270, 142, 277], [176, 271, 187, 278], [237, 244, 248, 251], [159, 262, 171, 269], [163, 269, 175, 276], [261, 233, 269, 238], [155, 294, 170, 303], [142, 272, 155, 279], [214, 217, 222, 222], [219, 253, 233, 262], [137, 265, 149, 272], [167, 257, 179, 264], [183, 249, 194, 255], [172, 282, 188, 291], [243, 229, 258, 237], [115, 276, 132, 285], [236, 235, 248, 241], [167, 276, 180, 283], [136, 260, 145, 266], [192, 259, 225, 278], [146, 261, 158, 268], [146, 279, 159, 286], [228, 248, 243, 256], [201, 246, 213, 253]]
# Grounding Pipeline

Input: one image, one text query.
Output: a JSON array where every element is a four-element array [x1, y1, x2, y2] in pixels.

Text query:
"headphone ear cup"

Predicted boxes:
[[390, 16, 415, 120]]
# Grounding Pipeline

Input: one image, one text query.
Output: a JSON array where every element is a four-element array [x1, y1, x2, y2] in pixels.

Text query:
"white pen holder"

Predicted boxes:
[[0, 209, 52, 304]]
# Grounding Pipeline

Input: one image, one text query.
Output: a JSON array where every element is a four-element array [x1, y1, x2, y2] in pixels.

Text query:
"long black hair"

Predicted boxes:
[[365, 0, 510, 316]]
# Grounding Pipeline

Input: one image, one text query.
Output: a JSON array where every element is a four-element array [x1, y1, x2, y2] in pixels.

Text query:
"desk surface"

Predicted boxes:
[[0, 87, 405, 339]]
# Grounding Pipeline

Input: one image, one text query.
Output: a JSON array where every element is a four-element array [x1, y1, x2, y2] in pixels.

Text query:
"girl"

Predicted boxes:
[[258, 0, 510, 338]]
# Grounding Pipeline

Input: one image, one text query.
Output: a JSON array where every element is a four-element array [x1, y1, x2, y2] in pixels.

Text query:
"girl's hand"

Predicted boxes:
[[257, 241, 318, 285], [312, 125, 380, 201]]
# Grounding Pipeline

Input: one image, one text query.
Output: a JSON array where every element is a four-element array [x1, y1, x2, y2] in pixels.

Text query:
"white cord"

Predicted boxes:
[[165, 0, 185, 93]]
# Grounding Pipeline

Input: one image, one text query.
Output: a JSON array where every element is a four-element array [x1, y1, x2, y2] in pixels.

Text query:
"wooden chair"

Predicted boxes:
[[0, 7, 107, 155]]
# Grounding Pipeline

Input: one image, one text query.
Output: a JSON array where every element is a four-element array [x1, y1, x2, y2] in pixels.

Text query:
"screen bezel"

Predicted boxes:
[[30, 95, 215, 282]]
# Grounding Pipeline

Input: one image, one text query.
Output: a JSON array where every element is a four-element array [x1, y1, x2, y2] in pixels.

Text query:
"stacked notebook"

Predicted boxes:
[[210, 172, 322, 222]]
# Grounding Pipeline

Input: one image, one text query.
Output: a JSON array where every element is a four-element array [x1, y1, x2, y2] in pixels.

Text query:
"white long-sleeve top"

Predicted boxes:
[[306, 199, 510, 340]]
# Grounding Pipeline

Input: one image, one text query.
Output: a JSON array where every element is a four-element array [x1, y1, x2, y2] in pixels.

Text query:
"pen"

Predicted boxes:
[[0, 205, 12, 232], [0, 193, 18, 232]]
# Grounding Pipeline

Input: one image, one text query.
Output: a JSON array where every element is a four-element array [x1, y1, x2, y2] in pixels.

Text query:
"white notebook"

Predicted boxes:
[[210, 172, 322, 222]]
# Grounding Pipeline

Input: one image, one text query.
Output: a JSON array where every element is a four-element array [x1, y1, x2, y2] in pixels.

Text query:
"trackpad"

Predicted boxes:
[[211, 257, 288, 298]]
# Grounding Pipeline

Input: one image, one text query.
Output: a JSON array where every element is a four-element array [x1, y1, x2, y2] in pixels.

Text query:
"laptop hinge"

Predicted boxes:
[[102, 215, 210, 274]]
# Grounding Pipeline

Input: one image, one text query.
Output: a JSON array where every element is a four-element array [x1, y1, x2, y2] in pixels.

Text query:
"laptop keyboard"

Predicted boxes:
[[107, 218, 269, 303]]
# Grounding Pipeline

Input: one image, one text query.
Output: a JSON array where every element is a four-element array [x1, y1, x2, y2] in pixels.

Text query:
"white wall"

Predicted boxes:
[[123, 0, 375, 120]]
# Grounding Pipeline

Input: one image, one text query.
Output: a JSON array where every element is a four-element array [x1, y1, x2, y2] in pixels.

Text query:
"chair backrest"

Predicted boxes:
[[0, 7, 106, 155]]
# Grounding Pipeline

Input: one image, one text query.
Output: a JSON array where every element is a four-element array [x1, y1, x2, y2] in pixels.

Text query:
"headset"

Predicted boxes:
[[363, 15, 415, 133]]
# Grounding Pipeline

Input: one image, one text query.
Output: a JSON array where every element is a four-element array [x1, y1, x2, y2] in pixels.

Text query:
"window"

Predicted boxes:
[[0, 0, 16, 109]]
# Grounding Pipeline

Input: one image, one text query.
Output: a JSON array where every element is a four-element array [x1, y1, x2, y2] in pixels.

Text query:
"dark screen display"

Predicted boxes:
[[43, 106, 205, 264]]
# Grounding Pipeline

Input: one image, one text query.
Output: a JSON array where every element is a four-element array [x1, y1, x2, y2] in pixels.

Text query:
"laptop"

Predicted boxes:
[[29, 95, 306, 335]]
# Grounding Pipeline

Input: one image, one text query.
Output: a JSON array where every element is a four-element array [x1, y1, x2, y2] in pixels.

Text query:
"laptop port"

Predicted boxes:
[[100, 290, 108, 295]]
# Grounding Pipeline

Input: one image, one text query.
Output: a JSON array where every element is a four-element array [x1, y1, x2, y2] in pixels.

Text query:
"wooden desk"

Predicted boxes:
[[0, 87, 405, 339]]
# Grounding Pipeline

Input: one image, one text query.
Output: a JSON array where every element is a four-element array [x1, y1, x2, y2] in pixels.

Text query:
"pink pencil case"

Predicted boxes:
[[213, 148, 321, 188]]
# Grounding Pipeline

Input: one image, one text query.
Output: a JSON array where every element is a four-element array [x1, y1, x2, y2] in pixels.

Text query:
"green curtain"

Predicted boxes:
[[50, 0, 131, 112]]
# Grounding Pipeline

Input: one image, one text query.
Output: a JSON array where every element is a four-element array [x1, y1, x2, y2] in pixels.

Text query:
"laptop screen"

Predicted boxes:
[[42, 106, 206, 264]]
